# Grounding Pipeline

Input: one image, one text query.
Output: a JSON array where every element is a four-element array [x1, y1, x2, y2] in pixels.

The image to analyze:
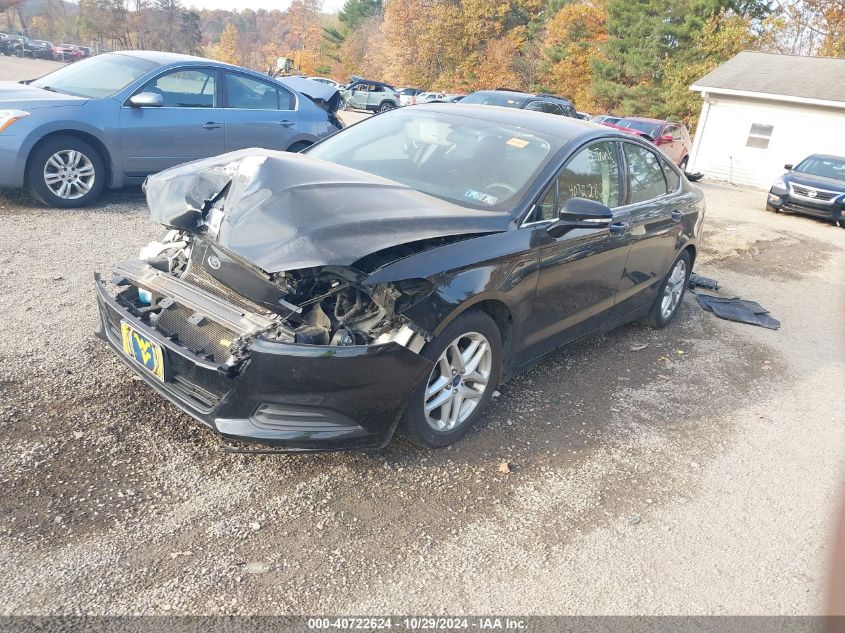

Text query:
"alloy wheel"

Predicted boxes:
[[43, 149, 96, 200], [660, 258, 687, 320], [424, 331, 492, 432]]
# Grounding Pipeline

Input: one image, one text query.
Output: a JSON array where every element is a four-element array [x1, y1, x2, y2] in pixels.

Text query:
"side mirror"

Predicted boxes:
[[547, 197, 613, 238], [128, 92, 164, 108], [658, 134, 674, 144], [784, 163, 793, 170]]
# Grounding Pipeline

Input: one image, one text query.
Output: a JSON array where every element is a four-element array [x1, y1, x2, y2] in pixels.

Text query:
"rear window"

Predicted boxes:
[[460, 92, 527, 108], [616, 119, 662, 139]]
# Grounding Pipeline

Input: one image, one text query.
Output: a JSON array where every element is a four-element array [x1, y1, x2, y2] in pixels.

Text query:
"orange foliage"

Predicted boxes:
[[541, 1, 607, 111]]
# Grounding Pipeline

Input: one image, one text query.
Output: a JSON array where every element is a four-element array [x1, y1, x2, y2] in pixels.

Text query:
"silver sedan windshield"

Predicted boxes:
[[31, 54, 159, 98]]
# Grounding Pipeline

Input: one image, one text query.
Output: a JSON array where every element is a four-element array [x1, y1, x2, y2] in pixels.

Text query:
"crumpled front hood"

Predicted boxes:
[[0, 82, 88, 109], [144, 149, 509, 273]]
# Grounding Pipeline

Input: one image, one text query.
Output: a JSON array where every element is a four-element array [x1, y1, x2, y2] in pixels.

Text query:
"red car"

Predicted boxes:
[[52, 44, 85, 62], [612, 117, 692, 170]]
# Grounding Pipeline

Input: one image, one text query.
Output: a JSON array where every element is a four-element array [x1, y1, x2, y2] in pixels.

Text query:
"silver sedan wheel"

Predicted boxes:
[[424, 331, 492, 432], [661, 258, 687, 320], [43, 150, 95, 200]]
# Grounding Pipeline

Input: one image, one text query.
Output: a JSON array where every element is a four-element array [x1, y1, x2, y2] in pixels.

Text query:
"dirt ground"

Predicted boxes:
[[0, 57, 844, 616]]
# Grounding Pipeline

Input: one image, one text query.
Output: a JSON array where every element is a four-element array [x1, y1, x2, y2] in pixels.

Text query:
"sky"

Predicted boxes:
[[184, 0, 347, 13]]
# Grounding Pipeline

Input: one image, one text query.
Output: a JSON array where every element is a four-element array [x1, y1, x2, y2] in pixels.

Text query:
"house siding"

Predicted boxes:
[[689, 94, 845, 190]]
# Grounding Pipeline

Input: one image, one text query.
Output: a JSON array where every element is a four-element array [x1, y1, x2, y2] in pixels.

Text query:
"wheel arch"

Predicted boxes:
[[26, 129, 114, 188], [431, 296, 515, 378]]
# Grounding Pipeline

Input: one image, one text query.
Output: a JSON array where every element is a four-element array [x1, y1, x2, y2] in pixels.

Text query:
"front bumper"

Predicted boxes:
[[94, 276, 432, 452], [767, 188, 844, 221], [0, 134, 28, 188]]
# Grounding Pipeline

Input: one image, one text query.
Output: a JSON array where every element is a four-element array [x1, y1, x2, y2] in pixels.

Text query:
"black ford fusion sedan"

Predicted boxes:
[[95, 104, 704, 451], [767, 154, 845, 225]]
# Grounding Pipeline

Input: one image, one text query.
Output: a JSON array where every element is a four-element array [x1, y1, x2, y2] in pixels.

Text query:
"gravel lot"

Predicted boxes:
[[1, 57, 844, 616]]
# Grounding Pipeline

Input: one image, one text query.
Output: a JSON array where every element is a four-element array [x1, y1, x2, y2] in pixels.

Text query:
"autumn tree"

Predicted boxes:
[[211, 22, 241, 65], [541, 1, 607, 111], [662, 9, 757, 126]]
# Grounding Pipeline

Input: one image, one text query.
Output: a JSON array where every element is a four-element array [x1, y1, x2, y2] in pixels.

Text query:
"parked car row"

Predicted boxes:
[[0, 33, 91, 60], [591, 114, 692, 169]]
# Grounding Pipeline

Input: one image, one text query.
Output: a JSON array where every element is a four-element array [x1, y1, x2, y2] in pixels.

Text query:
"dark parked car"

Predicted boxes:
[[95, 104, 703, 452], [30, 40, 54, 59], [767, 154, 845, 226], [611, 117, 692, 170], [460, 90, 578, 118], [3, 34, 35, 57], [0, 51, 343, 207]]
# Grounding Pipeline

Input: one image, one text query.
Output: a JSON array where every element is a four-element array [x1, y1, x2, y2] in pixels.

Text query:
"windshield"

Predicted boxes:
[[460, 92, 527, 108], [307, 108, 554, 211], [31, 53, 159, 98], [794, 156, 845, 181], [616, 119, 662, 138]]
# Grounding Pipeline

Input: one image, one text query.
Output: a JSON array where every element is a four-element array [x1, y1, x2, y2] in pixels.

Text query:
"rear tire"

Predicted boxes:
[[679, 156, 689, 172], [377, 101, 396, 114], [26, 135, 105, 208], [398, 310, 503, 448], [643, 250, 691, 329]]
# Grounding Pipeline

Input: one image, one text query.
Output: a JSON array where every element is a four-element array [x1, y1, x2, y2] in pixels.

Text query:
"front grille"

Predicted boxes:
[[155, 303, 235, 363], [182, 260, 271, 316], [782, 203, 834, 218], [791, 185, 837, 201]]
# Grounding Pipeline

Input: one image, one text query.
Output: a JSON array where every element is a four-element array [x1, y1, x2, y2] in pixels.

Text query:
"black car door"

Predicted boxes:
[[610, 140, 683, 316], [519, 140, 632, 363]]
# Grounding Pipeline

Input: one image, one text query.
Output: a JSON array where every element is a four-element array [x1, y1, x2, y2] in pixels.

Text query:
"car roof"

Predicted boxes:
[[473, 89, 573, 105], [113, 49, 217, 65], [620, 116, 681, 126], [419, 103, 618, 142]]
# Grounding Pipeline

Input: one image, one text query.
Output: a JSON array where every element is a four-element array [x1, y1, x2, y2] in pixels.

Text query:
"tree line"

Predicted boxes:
[[1, 0, 843, 126]]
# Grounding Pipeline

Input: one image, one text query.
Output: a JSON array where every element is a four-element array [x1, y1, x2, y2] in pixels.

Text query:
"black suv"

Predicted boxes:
[[1, 34, 35, 57], [459, 89, 578, 118]]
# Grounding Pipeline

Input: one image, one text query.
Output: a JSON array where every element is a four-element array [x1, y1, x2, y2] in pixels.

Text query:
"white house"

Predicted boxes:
[[688, 51, 845, 190]]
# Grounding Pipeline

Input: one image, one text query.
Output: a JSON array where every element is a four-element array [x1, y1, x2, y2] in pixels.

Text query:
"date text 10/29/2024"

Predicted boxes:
[[307, 618, 528, 630]]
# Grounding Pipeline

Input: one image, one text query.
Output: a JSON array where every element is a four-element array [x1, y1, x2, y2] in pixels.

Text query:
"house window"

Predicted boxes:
[[746, 123, 773, 149]]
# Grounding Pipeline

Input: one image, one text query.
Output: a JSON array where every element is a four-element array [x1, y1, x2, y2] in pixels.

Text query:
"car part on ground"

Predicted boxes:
[[767, 154, 845, 226], [688, 272, 719, 291], [0, 51, 341, 207], [696, 294, 780, 330], [95, 105, 703, 452]]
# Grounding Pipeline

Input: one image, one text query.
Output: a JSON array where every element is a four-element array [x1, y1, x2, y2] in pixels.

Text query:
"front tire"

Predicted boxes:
[[398, 310, 503, 448], [644, 250, 691, 328], [26, 136, 105, 208]]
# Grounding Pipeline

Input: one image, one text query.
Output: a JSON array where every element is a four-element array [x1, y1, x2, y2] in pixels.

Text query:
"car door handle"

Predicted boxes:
[[278, 120, 295, 128], [202, 122, 222, 130], [671, 210, 683, 222], [609, 222, 630, 235]]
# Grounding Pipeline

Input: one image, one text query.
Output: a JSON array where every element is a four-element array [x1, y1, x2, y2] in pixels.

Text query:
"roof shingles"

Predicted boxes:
[[691, 51, 845, 104]]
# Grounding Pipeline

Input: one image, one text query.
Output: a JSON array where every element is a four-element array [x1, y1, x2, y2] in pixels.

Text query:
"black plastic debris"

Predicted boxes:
[[685, 171, 704, 182], [696, 294, 780, 330], [688, 272, 719, 290]]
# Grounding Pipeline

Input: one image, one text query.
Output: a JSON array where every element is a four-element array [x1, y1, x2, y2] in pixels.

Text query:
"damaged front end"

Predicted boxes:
[[95, 149, 508, 450], [94, 230, 436, 451]]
